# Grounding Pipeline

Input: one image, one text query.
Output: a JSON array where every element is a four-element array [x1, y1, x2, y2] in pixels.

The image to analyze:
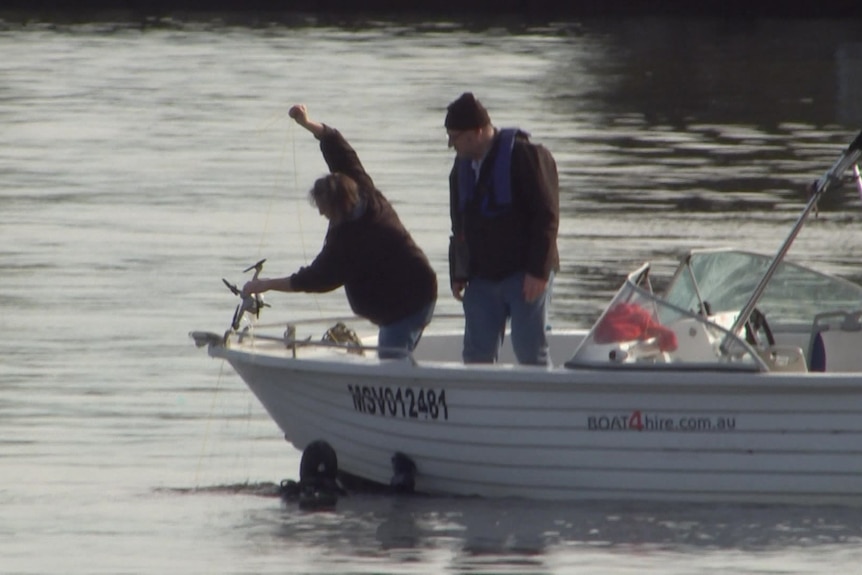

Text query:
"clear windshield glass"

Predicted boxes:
[[568, 263, 764, 370], [663, 249, 862, 324]]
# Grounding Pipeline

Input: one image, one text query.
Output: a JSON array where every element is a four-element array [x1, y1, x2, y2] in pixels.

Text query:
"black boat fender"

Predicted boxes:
[[279, 440, 344, 510], [390, 452, 417, 493], [299, 439, 338, 483]]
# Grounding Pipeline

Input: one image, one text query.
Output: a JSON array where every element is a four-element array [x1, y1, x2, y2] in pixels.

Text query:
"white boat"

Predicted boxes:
[[192, 131, 862, 504]]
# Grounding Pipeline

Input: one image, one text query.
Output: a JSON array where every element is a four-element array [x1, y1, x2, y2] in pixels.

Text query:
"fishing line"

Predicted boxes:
[[258, 110, 323, 316], [197, 108, 341, 487], [253, 108, 291, 256], [194, 359, 227, 488], [198, 109, 333, 486], [287, 116, 324, 317], [194, 361, 260, 489], [195, 110, 291, 487]]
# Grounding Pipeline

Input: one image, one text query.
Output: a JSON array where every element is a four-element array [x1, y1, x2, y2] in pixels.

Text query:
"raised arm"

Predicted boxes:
[[290, 104, 373, 190], [289, 104, 325, 139]]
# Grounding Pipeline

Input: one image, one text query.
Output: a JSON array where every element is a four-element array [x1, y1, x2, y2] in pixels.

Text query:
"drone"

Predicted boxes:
[[222, 258, 270, 331]]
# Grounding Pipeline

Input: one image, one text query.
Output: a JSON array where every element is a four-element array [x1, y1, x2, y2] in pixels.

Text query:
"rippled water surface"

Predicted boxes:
[[2, 15, 862, 574]]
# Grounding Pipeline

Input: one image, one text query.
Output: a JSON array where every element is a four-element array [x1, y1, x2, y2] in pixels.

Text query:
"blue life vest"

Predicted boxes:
[[457, 128, 518, 216]]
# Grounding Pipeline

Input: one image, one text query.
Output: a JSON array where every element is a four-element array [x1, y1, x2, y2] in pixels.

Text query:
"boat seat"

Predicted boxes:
[[808, 310, 862, 372]]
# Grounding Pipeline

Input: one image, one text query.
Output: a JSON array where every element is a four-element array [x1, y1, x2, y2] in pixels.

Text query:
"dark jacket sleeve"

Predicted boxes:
[[289, 229, 346, 293], [512, 140, 560, 280], [448, 163, 469, 284], [318, 125, 374, 190]]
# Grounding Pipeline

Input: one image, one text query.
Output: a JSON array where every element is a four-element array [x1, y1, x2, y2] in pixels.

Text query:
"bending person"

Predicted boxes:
[[243, 104, 437, 359]]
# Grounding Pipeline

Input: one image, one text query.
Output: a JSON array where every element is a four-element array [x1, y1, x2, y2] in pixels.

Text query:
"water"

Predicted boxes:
[[3, 15, 862, 574]]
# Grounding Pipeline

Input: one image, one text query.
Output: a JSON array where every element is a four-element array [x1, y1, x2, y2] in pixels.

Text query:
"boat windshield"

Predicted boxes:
[[567, 262, 764, 370], [662, 249, 862, 324]]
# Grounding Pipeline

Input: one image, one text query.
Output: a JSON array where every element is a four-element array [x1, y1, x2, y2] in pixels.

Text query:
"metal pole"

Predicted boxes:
[[727, 131, 862, 341]]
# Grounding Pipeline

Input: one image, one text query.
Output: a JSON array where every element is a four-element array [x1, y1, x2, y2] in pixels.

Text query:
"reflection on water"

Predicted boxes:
[[231, 490, 862, 572], [176, 483, 862, 573]]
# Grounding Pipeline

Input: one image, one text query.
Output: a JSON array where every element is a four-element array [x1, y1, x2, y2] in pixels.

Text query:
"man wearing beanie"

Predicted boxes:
[[445, 92, 560, 366]]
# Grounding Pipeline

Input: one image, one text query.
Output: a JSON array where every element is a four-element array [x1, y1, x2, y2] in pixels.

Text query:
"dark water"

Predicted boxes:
[[2, 15, 862, 574]]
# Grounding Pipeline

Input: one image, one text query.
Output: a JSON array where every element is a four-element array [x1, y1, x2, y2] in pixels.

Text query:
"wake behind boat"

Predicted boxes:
[[192, 130, 862, 504]]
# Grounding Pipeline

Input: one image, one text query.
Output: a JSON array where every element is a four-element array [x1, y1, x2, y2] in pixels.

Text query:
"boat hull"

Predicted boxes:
[[212, 336, 862, 504]]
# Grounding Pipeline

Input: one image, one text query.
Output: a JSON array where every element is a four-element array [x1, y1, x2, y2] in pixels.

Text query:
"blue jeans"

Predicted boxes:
[[462, 272, 552, 366], [378, 300, 436, 359]]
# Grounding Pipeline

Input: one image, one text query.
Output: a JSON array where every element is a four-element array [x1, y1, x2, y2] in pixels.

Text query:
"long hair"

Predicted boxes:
[[309, 173, 360, 222]]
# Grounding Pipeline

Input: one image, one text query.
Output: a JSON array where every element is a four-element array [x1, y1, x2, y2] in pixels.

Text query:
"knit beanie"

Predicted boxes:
[[445, 92, 491, 130]]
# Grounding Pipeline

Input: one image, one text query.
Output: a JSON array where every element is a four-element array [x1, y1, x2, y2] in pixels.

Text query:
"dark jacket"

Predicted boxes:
[[290, 126, 437, 325], [449, 128, 560, 283]]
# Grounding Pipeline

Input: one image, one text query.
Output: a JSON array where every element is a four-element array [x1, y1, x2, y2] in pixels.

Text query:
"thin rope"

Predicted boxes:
[[194, 359, 226, 488], [197, 110, 341, 487], [253, 110, 323, 316], [195, 110, 289, 488], [254, 109, 290, 256], [288, 117, 323, 317]]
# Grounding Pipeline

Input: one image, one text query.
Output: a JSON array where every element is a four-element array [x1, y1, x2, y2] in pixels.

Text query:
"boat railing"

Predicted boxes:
[[238, 329, 419, 365], [245, 312, 467, 332], [224, 313, 469, 365]]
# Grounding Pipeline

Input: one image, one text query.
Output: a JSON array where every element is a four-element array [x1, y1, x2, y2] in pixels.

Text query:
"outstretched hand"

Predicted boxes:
[[241, 279, 265, 297], [288, 103, 324, 138], [289, 104, 309, 126]]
